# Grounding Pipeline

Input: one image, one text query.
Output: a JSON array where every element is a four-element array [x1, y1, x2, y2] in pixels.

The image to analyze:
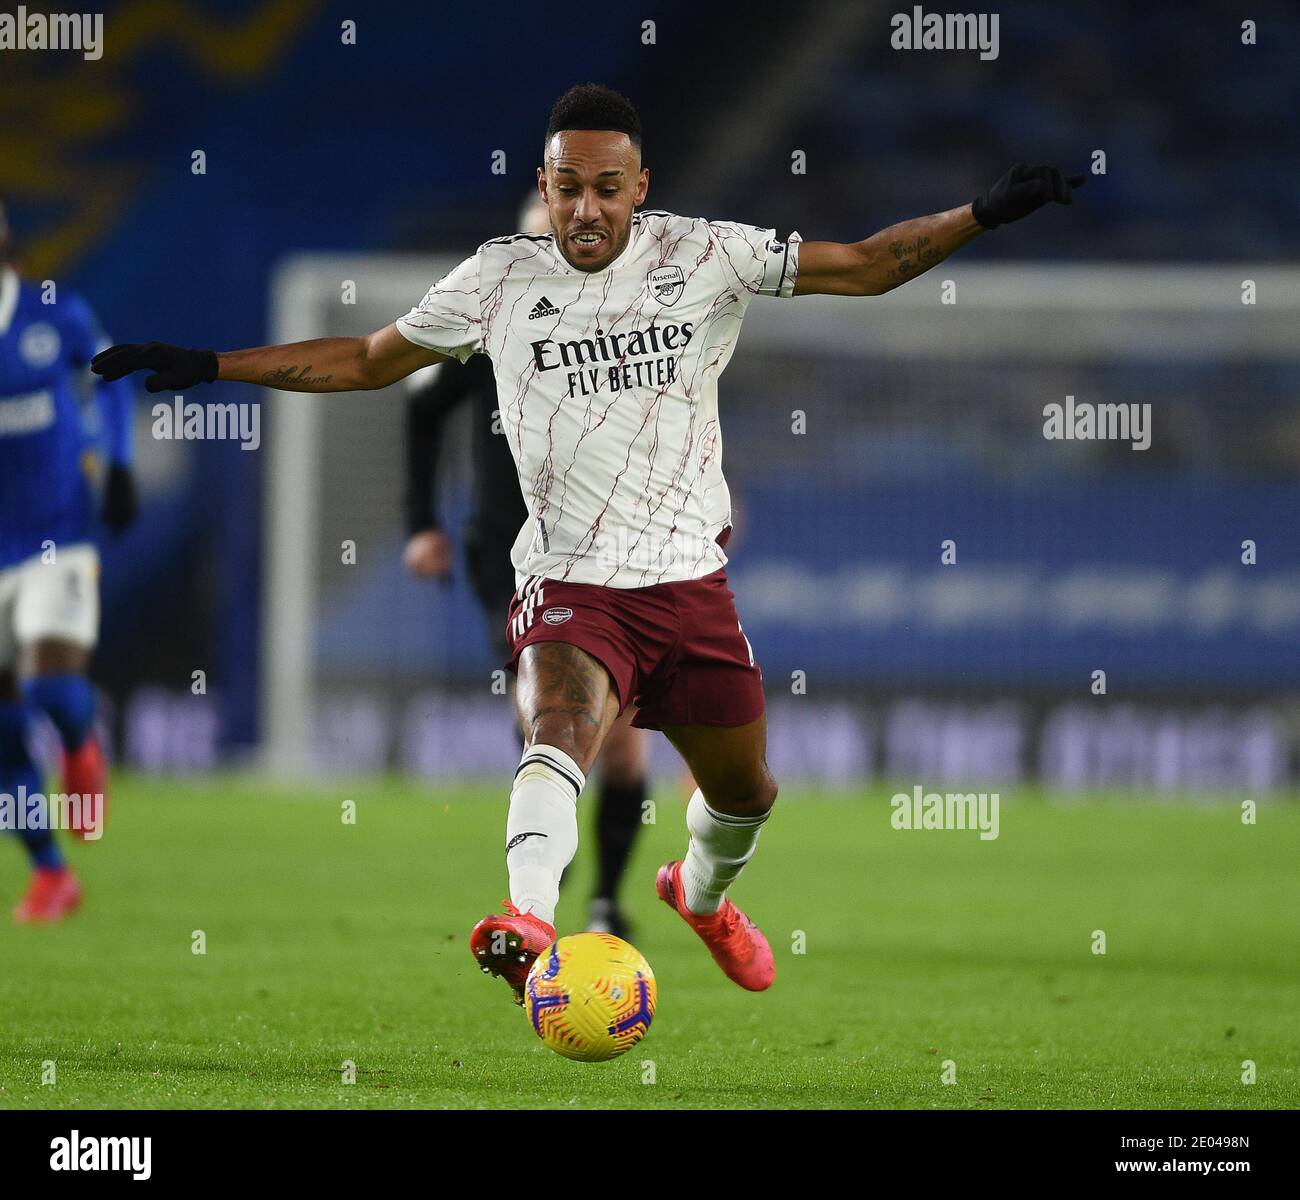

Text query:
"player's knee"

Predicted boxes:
[[705, 767, 777, 818], [524, 717, 591, 774], [522, 705, 613, 776], [516, 643, 616, 774], [751, 769, 778, 815], [23, 673, 95, 751]]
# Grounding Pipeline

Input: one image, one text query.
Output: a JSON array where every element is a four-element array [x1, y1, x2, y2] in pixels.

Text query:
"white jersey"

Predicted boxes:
[[396, 211, 801, 588]]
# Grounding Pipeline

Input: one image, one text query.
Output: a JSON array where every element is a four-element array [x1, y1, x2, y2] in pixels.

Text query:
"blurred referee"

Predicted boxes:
[[402, 194, 648, 937]]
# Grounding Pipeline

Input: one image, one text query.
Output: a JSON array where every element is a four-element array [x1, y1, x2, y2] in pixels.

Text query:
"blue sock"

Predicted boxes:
[[23, 674, 95, 753], [0, 701, 62, 870]]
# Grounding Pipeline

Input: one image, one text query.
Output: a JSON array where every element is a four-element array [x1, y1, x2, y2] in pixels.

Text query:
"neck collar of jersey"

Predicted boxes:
[[552, 218, 640, 277], [0, 267, 17, 336]]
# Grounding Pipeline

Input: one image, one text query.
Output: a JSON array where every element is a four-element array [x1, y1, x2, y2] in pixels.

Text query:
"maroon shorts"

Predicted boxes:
[[503, 567, 765, 731]]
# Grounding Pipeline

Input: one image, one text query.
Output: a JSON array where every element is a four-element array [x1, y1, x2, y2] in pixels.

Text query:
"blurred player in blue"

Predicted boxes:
[[0, 200, 138, 922]]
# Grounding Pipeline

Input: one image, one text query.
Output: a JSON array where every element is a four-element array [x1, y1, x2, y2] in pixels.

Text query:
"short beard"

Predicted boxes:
[[565, 223, 629, 272]]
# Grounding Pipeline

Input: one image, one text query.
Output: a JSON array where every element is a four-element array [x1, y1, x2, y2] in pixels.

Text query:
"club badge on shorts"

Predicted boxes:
[[542, 607, 574, 625]]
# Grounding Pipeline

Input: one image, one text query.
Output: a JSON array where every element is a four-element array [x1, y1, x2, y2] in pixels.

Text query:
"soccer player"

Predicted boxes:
[[403, 193, 651, 937], [92, 84, 1081, 997], [0, 200, 138, 921]]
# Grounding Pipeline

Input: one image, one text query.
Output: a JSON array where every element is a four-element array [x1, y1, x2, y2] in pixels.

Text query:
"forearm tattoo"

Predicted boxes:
[[261, 364, 334, 388], [885, 236, 945, 283]]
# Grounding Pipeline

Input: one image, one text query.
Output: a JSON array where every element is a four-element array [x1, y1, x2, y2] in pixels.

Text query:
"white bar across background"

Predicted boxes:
[[261, 257, 1300, 773]]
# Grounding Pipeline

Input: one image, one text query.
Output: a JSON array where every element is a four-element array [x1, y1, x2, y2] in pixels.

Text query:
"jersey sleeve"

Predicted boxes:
[[61, 290, 107, 366], [395, 251, 483, 362], [706, 221, 802, 298], [65, 292, 135, 465]]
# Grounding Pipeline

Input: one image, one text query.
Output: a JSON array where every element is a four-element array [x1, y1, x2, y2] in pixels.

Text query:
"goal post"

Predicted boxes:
[[261, 255, 1300, 784]]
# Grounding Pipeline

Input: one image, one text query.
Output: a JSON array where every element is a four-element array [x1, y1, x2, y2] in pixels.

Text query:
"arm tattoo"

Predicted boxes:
[[261, 364, 333, 388], [885, 236, 944, 283]]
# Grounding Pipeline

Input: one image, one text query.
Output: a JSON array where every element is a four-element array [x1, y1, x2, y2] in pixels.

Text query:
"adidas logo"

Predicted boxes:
[[528, 296, 559, 320]]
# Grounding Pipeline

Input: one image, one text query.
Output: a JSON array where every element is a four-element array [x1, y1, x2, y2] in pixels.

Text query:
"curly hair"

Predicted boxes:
[[544, 83, 642, 155]]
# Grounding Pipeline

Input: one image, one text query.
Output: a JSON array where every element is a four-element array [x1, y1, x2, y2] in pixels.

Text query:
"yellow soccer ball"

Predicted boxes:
[[524, 932, 657, 1062]]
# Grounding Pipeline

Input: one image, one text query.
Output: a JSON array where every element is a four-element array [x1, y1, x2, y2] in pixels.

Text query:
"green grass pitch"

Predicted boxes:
[[1, 775, 1296, 1109]]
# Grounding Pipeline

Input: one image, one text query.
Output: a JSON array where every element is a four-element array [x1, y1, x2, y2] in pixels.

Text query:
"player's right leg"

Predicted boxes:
[[469, 640, 620, 1002], [0, 661, 82, 924], [21, 639, 103, 841], [15, 544, 105, 840]]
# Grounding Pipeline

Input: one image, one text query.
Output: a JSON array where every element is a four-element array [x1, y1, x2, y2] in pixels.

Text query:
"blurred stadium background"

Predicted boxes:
[[2, 0, 1297, 795]]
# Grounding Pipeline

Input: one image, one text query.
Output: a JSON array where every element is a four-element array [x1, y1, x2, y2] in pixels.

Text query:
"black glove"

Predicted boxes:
[[91, 342, 218, 393], [972, 163, 1085, 229], [102, 463, 139, 533]]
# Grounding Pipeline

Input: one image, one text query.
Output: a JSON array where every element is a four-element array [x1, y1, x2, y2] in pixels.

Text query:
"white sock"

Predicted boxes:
[[680, 788, 769, 915], [505, 744, 585, 927]]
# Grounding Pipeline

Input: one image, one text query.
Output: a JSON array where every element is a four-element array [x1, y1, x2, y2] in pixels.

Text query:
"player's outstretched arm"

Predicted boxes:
[[92, 323, 448, 394], [794, 162, 1084, 298]]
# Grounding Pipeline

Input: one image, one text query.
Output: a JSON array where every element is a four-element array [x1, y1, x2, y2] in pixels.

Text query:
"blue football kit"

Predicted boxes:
[[0, 266, 134, 569]]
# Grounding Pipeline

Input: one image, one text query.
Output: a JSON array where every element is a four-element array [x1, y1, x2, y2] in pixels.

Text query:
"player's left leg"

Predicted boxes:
[[0, 667, 82, 922], [635, 566, 776, 989], [661, 715, 777, 901], [654, 715, 777, 990], [15, 544, 105, 840]]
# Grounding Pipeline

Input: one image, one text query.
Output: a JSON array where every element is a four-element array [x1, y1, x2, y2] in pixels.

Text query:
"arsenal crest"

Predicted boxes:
[[647, 265, 685, 307]]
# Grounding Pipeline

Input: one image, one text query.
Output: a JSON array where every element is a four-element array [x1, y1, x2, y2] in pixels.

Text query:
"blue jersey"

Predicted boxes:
[[0, 267, 134, 568]]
